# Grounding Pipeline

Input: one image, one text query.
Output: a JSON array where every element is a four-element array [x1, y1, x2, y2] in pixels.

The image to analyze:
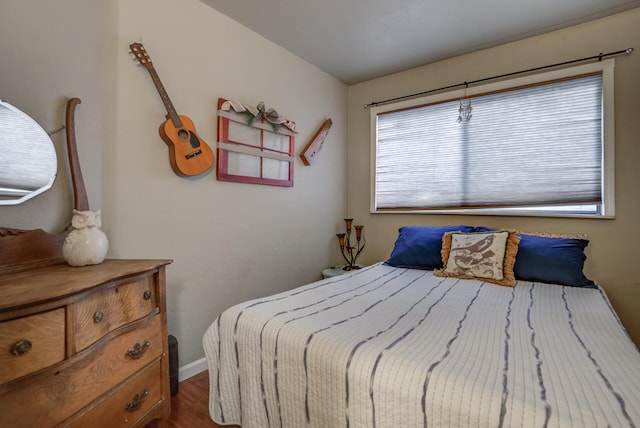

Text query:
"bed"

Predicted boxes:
[[203, 226, 640, 427]]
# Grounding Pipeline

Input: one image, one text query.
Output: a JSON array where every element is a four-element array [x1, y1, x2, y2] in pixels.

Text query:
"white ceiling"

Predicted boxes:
[[199, 0, 640, 84]]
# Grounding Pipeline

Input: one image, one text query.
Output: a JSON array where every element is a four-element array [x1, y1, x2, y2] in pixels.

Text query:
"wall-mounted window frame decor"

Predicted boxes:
[[216, 98, 296, 187]]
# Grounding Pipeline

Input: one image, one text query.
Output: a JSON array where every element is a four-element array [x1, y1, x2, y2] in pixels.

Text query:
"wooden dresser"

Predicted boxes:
[[0, 258, 173, 427]]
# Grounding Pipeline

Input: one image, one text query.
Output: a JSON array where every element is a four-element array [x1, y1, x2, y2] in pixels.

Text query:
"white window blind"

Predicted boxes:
[[374, 71, 609, 216]]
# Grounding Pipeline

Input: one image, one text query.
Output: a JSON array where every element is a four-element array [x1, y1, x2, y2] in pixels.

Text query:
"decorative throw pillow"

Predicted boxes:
[[434, 230, 520, 287], [385, 225, 475, 270]]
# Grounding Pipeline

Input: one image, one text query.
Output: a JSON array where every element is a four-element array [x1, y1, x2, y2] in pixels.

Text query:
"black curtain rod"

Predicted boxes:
[[364, 47, 633, 108]]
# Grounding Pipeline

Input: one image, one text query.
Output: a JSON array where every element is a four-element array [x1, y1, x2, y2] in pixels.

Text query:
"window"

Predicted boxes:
[[371, 60, 615, 218]]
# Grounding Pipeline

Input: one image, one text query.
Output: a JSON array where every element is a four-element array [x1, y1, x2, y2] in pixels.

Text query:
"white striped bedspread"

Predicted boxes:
[[203, 263, 640, 428]]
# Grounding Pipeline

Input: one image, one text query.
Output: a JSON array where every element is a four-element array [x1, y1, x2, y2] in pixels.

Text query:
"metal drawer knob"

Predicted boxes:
[[126, 340, 150, 359], [125, 389, 148, 412], [143, 290, 152, 300], [94, 310, 104, 323], [12, 339, 32, 356]]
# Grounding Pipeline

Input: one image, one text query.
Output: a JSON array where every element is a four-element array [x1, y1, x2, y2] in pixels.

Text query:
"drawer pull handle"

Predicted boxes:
[[125, 389, 148, 412], [94, 310, 104, 323], [126, 341, 150, 359], [12, 339, 32, 356], [143, 290, 152, 300]]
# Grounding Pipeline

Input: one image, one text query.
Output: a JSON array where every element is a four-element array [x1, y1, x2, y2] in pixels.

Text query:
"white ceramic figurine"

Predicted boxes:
[[62, 209, 109, 266]]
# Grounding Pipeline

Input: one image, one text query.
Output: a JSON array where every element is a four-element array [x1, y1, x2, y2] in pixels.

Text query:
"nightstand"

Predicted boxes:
[[322, 264, 364, 279]]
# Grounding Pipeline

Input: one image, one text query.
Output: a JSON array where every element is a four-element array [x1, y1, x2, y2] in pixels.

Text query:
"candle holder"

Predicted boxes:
[[336, 218, 365, 271]]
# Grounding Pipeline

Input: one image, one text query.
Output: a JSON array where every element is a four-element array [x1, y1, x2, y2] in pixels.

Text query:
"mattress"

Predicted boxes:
[[203, 263, 640, 427]]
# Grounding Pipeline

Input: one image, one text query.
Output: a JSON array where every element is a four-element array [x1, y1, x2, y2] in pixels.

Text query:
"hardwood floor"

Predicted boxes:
[[168, 370, 239, 428]]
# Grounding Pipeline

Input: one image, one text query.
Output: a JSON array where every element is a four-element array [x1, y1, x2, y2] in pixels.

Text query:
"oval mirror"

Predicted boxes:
[[0, 100, 57, 205]]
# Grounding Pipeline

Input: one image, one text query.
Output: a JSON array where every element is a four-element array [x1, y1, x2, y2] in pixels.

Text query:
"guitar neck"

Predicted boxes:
[[146, 67, 183, 129]]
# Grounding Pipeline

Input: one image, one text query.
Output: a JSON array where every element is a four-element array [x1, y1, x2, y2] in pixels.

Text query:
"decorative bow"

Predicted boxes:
[[250, 101, 283, 126], [221, 99, 296, 133]]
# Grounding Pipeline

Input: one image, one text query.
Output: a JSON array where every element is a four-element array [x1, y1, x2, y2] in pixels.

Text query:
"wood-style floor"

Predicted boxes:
[[168, 371, 239, 428]]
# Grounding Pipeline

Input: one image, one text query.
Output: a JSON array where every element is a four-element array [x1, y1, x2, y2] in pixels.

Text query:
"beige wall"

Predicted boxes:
[[2, 0, 348, 367], [1, 0, 104, 231], [104, 0, 348, 365], [2, 1, 638, 369], [348, 8, 640, 346]]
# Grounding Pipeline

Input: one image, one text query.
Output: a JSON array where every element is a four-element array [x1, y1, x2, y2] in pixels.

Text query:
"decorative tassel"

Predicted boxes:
[[457, 83, 473, 123], [457, 98, 472, 122]]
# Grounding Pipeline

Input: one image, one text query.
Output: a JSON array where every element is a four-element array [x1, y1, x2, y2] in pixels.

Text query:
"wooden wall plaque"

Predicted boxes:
[[300, 118, 332, 166]]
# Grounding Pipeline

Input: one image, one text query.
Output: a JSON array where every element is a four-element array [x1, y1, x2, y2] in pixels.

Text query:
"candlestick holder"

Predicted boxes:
[[336, 218, 365, 271]]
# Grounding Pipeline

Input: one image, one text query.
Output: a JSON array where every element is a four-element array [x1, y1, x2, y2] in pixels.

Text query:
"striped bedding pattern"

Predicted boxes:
[[203, 263, 640, 427]]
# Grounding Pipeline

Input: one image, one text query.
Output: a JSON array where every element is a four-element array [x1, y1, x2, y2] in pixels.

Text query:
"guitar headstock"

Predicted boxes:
[[129, 43, 153, 69]]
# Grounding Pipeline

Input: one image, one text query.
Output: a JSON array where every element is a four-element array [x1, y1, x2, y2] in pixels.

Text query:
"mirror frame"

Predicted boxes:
[[0, 98, 88, 269], [0, 100, 58, 205]]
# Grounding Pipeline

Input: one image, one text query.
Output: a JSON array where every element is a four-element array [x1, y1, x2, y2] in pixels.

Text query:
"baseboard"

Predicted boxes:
[[178, 357, 207, 382]]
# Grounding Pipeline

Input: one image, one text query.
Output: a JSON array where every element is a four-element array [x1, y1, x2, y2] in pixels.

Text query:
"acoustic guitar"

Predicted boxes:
[[129, 42, 214, 177]]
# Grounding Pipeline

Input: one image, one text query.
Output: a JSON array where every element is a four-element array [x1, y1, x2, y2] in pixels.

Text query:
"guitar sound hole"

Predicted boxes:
[[188, 130, 201, 149], [178, 129, 189, 141]]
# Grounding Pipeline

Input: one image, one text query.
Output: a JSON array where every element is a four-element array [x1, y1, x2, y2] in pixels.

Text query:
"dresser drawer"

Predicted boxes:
[[0, 308, 65, 384], [64, 359, 164, 428], [0, 314, 163, 427], [74, 274, 156, 351]]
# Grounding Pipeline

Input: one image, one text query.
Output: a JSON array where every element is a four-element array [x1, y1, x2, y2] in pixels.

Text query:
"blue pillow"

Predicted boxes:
[[513, 234, 596, 288], [386, 225, 475, 270]]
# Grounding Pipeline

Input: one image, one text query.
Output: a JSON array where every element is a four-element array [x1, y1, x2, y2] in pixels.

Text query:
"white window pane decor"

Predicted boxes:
[[372, 61, 615, 218]]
